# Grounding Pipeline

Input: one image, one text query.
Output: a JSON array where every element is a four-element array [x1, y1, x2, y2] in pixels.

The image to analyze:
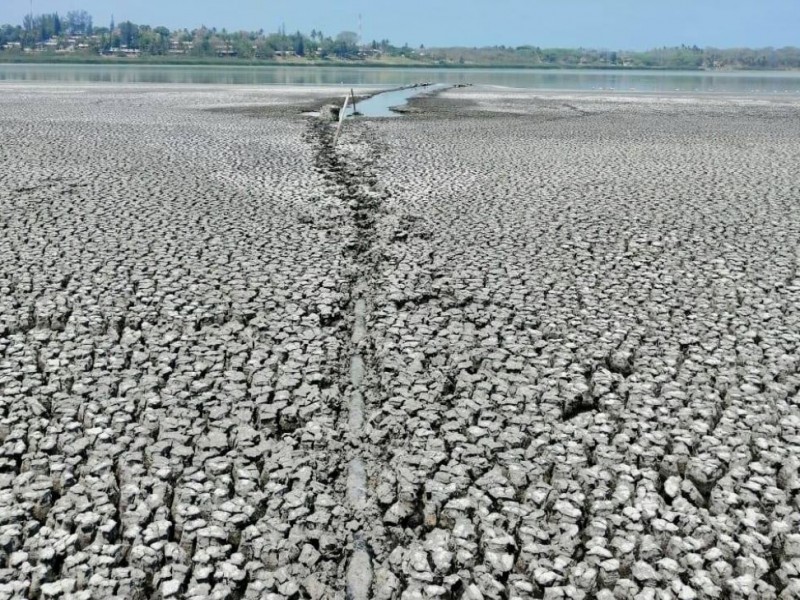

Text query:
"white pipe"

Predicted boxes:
[[333, 93, 350, 146]]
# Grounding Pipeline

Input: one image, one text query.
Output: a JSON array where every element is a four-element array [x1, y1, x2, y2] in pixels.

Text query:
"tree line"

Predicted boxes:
[[0, 12, 369, 59], [434, 45, 800, 70], [2, 10, 799, 69], [2, 10, 94, 44]]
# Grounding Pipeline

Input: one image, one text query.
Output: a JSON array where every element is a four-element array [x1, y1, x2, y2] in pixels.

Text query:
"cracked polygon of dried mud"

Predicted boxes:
[[1, 83, 800, 600]]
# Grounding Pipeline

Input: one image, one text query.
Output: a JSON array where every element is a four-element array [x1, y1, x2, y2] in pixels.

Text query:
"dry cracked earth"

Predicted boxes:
[[0, 83, 799, 600]]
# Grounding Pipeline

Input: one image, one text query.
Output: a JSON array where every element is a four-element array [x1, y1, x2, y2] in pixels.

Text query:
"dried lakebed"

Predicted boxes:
[[0, 84, 799, 600]]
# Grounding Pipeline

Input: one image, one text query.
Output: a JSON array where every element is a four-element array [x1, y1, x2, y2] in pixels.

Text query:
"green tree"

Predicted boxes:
[[118, 21, 139, 49], [192, 27, 213, 56], [331, 31, 359, 58], [254, 39, 274, 59], [231, 32, 255, 59], [66, 10, 93, 35], [292, 31, 305, 56]]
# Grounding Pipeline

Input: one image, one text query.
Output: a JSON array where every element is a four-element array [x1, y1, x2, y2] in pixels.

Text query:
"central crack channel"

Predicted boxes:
[[306, 115, 386, 599]]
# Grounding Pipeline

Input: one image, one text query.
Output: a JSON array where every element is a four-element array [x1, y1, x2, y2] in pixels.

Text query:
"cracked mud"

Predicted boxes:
[[1, 84, 800, 600]]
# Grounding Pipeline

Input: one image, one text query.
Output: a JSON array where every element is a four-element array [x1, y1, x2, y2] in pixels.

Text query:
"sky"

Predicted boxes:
[[3, 1, 799, 49]]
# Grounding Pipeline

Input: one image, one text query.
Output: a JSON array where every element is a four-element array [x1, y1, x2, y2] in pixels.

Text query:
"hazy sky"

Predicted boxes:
[[4, 0, 799, 49]]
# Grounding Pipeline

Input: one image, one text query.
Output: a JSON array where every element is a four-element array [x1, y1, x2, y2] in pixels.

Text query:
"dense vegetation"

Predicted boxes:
[[2, 10, 800, 69]]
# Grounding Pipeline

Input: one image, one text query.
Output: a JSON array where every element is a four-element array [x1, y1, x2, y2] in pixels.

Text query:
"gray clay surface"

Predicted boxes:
[[0, 83, 799, 600]]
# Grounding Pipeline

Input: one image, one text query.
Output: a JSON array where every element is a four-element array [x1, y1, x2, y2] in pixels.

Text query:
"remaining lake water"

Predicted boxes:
[[2, 63, 800, 95]]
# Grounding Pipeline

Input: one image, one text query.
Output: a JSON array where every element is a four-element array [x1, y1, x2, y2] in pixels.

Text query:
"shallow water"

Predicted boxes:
[[2, 63, 800, 95], [352, 84, 446, 117]]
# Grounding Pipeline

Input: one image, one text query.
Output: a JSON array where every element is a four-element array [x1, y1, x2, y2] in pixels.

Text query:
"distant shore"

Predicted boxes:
[[2, 54, 799, 72]]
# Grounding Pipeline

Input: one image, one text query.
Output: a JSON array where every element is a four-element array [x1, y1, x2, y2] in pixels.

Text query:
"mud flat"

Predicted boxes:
[[1, 82, 800, 600], [0, 84, 374, 600], [351, 87, 800, 599]]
